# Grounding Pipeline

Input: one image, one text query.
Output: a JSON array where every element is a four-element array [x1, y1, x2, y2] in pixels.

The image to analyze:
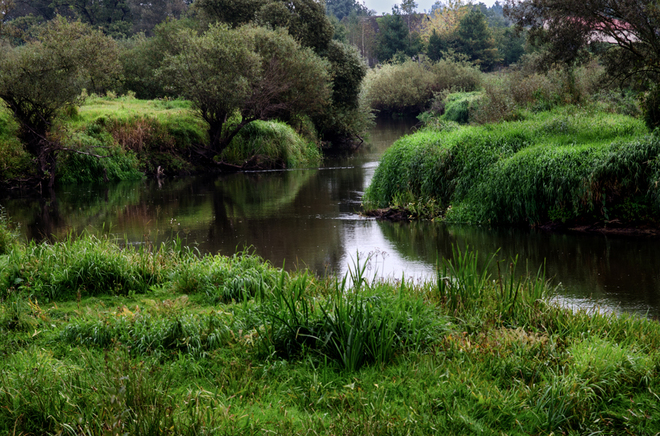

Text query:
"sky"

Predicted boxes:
[[363, 0, 501, 15]]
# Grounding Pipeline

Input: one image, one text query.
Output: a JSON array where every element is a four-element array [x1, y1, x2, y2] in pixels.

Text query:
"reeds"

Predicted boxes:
[[2, 230, 660, 434], [364, 107, 655, 225]]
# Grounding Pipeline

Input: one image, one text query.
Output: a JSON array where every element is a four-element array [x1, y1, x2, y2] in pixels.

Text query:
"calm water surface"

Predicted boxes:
[[4, 119, 660, 316]]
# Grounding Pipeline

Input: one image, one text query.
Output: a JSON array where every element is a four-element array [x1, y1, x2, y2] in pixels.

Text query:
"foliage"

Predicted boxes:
[[0, 17, 121, 185], [0, 205, 18, 255], [56, 130, 143, 184], [0, 107, 31, 181], [118, 19, 199, 99], [158, 23, 331, 160], [420, 0, 470, 41], [364, 107, 655, 226], [470, 61, 607, 124], [505, 0, 660, 85], [196, 0, 334, 55], [453, 8, 500, 70], [326, 0, 368, 20], [221, 120, 322, 168], [440, 91, 482, 123], [312, 40, 372, 143], [641, 85, 660, 130], [374, 8, 422, 62], [363, 58, 482, 115]]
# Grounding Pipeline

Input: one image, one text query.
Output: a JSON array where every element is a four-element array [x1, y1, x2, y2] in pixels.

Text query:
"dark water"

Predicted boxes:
[[3, 118, 660, 316]]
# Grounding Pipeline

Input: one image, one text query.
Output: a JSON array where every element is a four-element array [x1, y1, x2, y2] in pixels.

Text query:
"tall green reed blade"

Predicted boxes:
[[437, 245, 492, 313]]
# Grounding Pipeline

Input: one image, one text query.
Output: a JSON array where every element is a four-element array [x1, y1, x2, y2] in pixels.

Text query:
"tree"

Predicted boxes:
[[326, 0, 368, 21], [375, 7, 422, 62], [420, 0, 470, 42], [504, 0, 660, 83], [51, 0, 134, 37], [128, 0, 189, 35], [195, 0, 334, 54], [0, 17, 121, 186], [427, 28, 447, 60], [158, 24, 331, 160], [453, 8, 500, 70]]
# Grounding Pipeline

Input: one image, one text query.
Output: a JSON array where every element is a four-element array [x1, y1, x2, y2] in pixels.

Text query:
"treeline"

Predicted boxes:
[[328, 0, 525, 69], [0, 0, 372, 187]]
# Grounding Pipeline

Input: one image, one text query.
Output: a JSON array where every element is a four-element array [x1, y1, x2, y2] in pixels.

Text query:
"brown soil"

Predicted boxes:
[[362, 207, 411, 221]]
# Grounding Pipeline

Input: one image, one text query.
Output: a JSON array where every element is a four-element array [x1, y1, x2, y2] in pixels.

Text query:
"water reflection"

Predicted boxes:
[[3, 117, 660, 316]]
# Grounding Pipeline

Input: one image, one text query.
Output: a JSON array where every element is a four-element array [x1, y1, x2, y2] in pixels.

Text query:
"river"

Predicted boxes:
[[3, 118, 660, 316]]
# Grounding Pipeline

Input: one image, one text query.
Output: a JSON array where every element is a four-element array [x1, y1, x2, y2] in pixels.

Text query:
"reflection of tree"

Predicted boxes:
[[218, 171, 316, 219], [207, 170, 346, 274], [379, 221, 660, 315]]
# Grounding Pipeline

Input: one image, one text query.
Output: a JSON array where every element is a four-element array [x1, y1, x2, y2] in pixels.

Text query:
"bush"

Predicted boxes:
[[641, 85, 660, 130], [441, 92, 482, 124], [0, 109, 32, 181], [363, 58, 482, 115], [0, 207, 18, 255], [471, 62, 607, 124]]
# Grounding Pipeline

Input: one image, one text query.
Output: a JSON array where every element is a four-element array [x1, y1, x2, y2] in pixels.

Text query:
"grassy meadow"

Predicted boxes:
[[1, 212, 660, 434], [364, 105, 660, 226]]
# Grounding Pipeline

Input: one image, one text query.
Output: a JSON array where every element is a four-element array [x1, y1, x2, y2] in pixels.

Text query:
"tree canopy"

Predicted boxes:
[[158, 24, 331, 159], [505, 0, 660, 83], [454, 9, 500, 70], [195, 0, 334, 54], [0, 17, 120, 185]]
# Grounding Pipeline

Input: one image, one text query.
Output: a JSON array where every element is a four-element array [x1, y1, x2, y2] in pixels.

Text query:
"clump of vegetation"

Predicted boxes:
[[363, 58, 482, 116], [365, 107, 655, 225], [221, 120, 322, 169], [1, 227, 660, 434], [0, 206, 18, 255]]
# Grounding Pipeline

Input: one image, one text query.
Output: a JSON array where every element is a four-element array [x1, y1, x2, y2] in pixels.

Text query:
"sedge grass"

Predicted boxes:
[[2, 229, 660, 434], [364, 106, 656, 225]]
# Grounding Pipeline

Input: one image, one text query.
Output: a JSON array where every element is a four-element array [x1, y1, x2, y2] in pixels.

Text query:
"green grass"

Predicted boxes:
[[2, 217, 660, 434], [221, 120, 322, 169], [364, 106, 657, 225]]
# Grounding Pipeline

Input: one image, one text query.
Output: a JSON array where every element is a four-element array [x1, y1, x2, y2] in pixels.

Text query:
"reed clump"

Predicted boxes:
[[1, 228, 660, 434], [364, 106, 657, 225]]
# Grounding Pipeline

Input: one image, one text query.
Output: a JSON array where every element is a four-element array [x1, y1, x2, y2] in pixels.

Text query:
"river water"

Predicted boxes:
[[4, 118, 660, 316]]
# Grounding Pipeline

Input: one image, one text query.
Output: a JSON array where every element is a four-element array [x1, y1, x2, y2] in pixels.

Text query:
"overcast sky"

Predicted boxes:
[[363, 0, 501, 15]]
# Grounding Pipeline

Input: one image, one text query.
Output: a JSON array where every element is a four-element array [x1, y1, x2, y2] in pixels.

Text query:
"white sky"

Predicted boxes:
[[363, 0, 501, 15]]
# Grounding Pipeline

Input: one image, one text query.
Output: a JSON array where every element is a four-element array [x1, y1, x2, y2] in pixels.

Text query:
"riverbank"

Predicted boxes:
[[0, 95, 322, 188], [1, 216, 660, 434], [364, 106, 660, 229]]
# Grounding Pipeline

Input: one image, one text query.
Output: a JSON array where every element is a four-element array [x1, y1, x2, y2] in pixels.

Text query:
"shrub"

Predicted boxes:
[[363, 58, 482, 115], [0, 207, 18, 255], [57, 130, 143, 184], [471, 62, 608, 124], [0, 109, 32, 181]]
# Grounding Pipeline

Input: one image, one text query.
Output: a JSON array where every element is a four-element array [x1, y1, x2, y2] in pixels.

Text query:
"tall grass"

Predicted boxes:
[[221, 120, 322, 169], [2, 228, 660, 434], [364, 107, 655, 225]]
